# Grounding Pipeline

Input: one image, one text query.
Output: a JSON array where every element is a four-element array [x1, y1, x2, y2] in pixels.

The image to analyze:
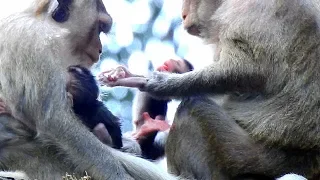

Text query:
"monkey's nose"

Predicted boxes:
[[99, 13, 113, 34], [99, 49, 102, 54], [182, 14, 187, 20], [182, 8, 188, 21]]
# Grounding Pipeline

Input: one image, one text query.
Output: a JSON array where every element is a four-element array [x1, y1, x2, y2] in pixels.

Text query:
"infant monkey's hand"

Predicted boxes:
[[0, 98, 11, 115], [98, 66, 147, 88], [99, 66, 128, 83]]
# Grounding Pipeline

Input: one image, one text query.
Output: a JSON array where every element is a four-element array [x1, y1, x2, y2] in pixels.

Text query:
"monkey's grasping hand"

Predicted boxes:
[[139, 71, 182, 98], [132, 112, 170, 142], [98, 66, 148, 88], [99, 66, 128, 82], [98, 65, 183, 99]]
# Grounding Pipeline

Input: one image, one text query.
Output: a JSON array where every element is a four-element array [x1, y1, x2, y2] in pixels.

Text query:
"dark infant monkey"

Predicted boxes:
[[67, 65, 123, 149]]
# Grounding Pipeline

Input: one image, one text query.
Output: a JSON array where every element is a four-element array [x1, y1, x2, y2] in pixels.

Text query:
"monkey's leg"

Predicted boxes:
[[166, 97, 225, 180], [166, 96, 289, 180]]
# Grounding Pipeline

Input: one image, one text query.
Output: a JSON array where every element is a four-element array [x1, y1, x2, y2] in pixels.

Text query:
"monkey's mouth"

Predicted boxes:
[[186, 25, 201, 36], [86, 52, 100, 64]]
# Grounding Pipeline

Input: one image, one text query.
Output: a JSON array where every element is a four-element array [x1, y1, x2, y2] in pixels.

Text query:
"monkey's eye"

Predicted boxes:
[[52, 6, 70, 23]]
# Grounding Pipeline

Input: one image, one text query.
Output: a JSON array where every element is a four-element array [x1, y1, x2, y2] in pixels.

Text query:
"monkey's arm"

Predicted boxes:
[[141, 46, 266, 98], [0, 36, 130, 179], [101, 44, 266, 99]]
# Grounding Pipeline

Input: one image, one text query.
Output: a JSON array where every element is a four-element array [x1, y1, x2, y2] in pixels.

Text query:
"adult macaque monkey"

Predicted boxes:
[[100, 0, 320, 179], [0, 0, 175, 179]]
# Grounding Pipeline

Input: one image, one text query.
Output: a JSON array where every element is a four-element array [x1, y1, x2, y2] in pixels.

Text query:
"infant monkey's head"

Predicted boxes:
[[67, 65, 99, 108], [157, 59, 194, 73]]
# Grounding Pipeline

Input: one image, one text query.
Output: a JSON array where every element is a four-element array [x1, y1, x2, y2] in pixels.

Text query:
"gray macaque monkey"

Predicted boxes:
[[0, 0, 176, 179]]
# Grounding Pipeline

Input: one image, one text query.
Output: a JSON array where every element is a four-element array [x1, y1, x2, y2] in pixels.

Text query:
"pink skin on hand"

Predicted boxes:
[[0, 99, 11, 115], [98, 66, 147, 88], [98, 66, 128, 83], [132, 112, 170, 141]]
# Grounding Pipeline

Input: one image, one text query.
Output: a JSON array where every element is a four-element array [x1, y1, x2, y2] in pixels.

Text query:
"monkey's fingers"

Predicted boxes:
[[0, 109, 6, 114], [99, 66, 134, 79], [100, 76, 147, 88], [142, 112, 153, 122], [155, 120, 171, 131], [0, 101, 11, 115], [133, 117, 170, 140], [133, 112, 152, 129], [0, 109, 11, 115]]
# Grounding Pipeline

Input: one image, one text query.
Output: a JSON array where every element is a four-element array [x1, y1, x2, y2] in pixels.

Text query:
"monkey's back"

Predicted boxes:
[[215, 0, 320, 149]]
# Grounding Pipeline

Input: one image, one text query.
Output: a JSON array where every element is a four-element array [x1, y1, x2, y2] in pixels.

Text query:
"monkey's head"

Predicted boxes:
[[156, 59, 194, 73], [67, 65, 99, 109], [33, 0, 113, 68], [182, 0, 222, 41]]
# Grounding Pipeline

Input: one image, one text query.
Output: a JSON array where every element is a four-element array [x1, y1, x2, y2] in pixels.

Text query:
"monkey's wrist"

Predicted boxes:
[[138, 78, 149, 92]]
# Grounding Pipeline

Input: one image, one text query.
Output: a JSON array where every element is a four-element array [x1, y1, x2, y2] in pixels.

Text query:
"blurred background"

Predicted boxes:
[[96, 0, 214, 132]]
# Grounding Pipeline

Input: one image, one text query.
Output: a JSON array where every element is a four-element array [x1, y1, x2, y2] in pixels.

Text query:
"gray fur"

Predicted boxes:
[[0, 0, 176, 179], [140, 0, 320, 179]]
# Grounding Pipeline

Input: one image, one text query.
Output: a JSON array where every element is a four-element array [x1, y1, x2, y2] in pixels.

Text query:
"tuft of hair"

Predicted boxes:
[[0, 171, 30, 180]]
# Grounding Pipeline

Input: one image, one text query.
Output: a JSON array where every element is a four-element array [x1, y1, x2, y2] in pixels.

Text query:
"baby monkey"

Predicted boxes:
[[67, 65, 123, 149]]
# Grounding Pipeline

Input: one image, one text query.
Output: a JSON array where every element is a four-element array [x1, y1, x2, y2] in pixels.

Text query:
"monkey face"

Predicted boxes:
[[182, 0, 221, 39], [36, 0, 113, 68]]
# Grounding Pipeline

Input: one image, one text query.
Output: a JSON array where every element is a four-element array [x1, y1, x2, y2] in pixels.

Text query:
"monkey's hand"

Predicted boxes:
[[98, 66, 147, 88], [0, 98, 12, 115], [132, 112, 170, 142], [99, 66, 128, 82], [139, 71, 182, 98]]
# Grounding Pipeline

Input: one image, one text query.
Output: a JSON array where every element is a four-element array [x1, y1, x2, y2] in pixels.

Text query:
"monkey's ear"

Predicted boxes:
[[35, 0, 50, 16], [52, 0, 73, 23]]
